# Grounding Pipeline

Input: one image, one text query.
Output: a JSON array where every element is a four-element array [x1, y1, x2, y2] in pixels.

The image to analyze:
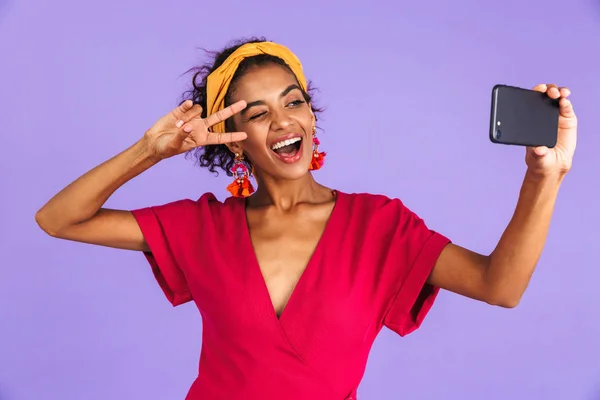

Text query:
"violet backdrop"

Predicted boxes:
[[0, 0, 599, 399]]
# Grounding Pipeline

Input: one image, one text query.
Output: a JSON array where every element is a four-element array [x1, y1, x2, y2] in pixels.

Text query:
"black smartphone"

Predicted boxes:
[[489, 84, 560, 148]]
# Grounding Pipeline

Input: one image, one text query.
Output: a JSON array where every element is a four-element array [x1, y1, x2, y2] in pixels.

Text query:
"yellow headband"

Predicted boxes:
[[206, 41, 307, 134]]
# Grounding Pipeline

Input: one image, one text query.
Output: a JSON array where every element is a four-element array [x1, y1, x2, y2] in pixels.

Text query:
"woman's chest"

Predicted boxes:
[[177, 196, 402, 357], [184, 216, 395, 338], [247, 210, 331, 317]]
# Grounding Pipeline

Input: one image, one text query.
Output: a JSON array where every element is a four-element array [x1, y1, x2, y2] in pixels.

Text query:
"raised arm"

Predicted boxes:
[[35, 100, 248, 251], [426, 83, 577, 308]]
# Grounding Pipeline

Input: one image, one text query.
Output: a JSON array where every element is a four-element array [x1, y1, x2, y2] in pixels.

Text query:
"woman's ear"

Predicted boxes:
[[225, 142, 244, 155], [309, 107, 316, 126]]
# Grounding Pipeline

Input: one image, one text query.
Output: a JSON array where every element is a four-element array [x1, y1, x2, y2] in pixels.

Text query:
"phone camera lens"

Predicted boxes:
[[496, 129, 502, 139]]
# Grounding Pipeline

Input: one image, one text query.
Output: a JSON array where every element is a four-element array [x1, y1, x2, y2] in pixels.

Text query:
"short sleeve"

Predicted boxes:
[[382, 202, 451, 337], [131, 199, 198, 307]]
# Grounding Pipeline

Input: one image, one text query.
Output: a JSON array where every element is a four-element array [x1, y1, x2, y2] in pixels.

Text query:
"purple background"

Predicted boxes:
[[1, 0, 599, 399]]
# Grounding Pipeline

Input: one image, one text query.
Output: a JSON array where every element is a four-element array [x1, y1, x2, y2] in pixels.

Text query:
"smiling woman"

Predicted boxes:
[[183, 38, 324, 181], [34, 36, 577, 400]]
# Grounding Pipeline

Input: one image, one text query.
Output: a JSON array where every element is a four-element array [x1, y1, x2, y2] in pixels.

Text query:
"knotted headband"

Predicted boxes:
[[206, 41, 307, 134]]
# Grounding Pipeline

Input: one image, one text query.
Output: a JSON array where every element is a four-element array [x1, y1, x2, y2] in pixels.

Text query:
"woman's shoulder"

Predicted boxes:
[[336, 190, 419, 223], [140, 192, 242, 218], [338, 190, 405, 208]]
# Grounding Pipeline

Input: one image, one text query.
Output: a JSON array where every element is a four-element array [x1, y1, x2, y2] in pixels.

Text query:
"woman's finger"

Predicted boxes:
[[559, 97, 575, 118], [203, 101, 248, 129], [171, 100, 194, 122], [544, 84, 561, 99], [176, 104, 204, 129], [202, 131, 248, 145], [559, 87, 571, 98]]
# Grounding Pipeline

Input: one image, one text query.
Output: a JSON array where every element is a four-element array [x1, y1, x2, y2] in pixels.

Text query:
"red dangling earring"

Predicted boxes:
[[309, 127, 326, 171], [227, 153, 255, 198]]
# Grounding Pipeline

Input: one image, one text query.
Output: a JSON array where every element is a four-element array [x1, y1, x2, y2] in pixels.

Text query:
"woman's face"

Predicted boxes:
[[226, 63, 316, 180]]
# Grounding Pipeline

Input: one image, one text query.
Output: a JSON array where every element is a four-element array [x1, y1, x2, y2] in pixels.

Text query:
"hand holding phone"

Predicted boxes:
[[489, 84, 560, 148], [489, 83, 577, 178]]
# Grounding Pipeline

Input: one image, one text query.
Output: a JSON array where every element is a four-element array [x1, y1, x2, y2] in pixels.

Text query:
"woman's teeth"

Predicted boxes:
[[271, 137, 301, 151]]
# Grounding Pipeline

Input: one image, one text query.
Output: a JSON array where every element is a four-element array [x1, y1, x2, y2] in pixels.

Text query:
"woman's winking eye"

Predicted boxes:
[[246, 98, 305, 121]]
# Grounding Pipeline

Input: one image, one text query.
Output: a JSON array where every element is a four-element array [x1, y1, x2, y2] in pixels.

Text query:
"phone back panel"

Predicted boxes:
[[490, 85, 559, 148]]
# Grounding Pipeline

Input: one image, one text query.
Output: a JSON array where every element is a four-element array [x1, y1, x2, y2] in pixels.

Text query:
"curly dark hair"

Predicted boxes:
[[180, 37, 323, 176]]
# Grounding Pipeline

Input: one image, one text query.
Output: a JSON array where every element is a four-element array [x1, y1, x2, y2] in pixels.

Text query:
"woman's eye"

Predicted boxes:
[[248, 100, 304, 120], [249, 112, 266, 120]]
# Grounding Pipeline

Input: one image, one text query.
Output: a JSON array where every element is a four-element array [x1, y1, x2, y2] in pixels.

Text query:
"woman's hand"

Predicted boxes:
[[143, 99, 248, 162], [525, 84, 577, 179]]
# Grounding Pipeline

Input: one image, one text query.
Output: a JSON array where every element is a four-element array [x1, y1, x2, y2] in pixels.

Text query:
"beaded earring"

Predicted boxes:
[[309, 126, 326, 170], [227, 153, 255, 198]]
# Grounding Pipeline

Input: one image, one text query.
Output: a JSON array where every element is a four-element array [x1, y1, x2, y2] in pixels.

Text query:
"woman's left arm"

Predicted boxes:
[[427, 83, 577, 308]]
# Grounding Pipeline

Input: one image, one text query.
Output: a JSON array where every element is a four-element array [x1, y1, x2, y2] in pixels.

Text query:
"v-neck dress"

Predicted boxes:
[[131, 190, 451, 400]]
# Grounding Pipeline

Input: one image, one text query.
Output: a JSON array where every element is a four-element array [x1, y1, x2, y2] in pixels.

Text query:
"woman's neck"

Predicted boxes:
[[248, 172, 333, 211]]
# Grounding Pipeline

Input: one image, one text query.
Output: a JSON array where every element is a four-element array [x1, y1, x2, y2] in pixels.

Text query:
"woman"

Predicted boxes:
[[35, 38, 577, 399]]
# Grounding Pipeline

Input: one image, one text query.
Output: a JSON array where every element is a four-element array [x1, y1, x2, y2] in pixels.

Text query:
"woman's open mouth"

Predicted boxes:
[[270, 136, 304, 164]]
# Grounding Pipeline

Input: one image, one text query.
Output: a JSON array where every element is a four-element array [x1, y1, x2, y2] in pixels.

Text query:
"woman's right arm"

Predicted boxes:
[[35, 100, 247, 252], [35, 139, 158, 251]]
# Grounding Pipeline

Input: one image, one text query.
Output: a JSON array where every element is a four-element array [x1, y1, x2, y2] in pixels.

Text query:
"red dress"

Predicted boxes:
[[131, 190, 450, 400]]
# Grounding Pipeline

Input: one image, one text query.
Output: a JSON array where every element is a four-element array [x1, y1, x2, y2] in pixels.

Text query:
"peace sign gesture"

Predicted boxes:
[[143, 99, 248, 162]]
